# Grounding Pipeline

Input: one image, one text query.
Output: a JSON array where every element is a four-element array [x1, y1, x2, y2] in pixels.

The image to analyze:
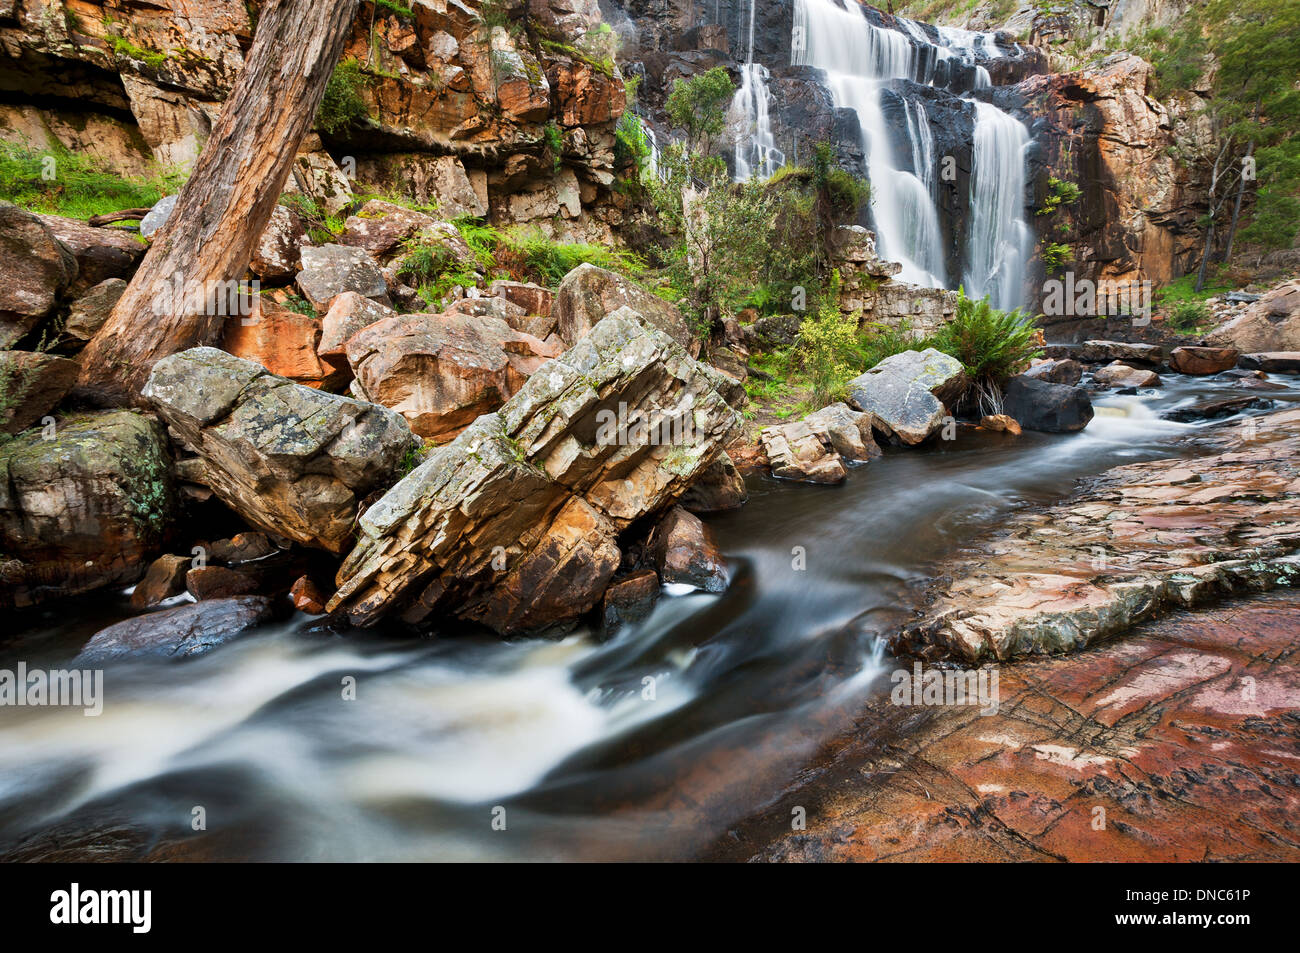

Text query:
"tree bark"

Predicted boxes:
[[76, 0, 361, 405], [1223, 139, 1255, 265]]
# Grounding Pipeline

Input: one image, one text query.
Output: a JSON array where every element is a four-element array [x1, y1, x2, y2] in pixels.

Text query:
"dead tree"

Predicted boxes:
[[76, 0, 361, 404]]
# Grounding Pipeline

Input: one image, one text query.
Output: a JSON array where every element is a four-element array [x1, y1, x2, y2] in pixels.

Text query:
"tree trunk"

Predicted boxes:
[[76, 0, 361, 405], [1223, 138, 1255, 265]]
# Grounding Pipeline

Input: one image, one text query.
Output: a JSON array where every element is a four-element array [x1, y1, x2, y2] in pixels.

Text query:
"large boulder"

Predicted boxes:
[[35, 213, 144, 294], [1206, 279, 1300, 353], [339, 199, 439, 261], [679, 453, 748, 513], [0, 203, 77, 348], [0, 351, 78, 435], [1092, 361, 1160, 388], [649, 506, 728, 593], [1002, 375, 1094, 432], [249, 204, 308, 279], [761, 420, 847, 484], [346, 311, 560, 441], [220, 300, 334, 388], [804, 402, 882, 462], [142, 348, 417, 554], [1168, 345, 1239, 375], [317, 292, 398, 365], [0, 410, 176, 607], [61, 278, 127, 348], [845, 349, 967, 445], [327, 309, 741, 632], [554, 263, 696, 354], [1239, 352, 1300, 373], [1078, 340, 1163, 366], [296, 244, 389, 308], [1022, 357, 1083, 386], [73, 596, 275, 664]]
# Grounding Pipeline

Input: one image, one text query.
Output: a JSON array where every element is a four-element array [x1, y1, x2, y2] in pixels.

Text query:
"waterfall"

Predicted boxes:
[[791, 0, 1032, 307], [731, 0, 784, 180], [965, 100, 1032, 311]]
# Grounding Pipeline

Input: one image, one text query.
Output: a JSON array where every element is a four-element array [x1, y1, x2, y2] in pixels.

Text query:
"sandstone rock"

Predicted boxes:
[[1168, 345, 1239, 375], [980, 414, 1021, 435], [354, 155, 487, 218], [1239, 352, 1300, 373], [1078, 339, 1163, 366], [74, 596, 275, 664], [318, 292, 398, 363], [0, 203, 76, 348], [679, 453, 748, 514], [0, 351, 78, 435], [130, 554, 192, 610], [290, 151, 354, 215], [602, 568, 659, 631], [346, 311, 560, 441], [327, 310, 740, 631], [290, 575, 328, 614], [804, 402, 882, 462], [186, 565, 260, 601], [1206, 279, 1300, 353], [761, 420, 847, 484], [35, 215, 144, 294], [296, 244, 389, 308], [548, 59, 625, 127], [649, 506, 728, 593], [1092, 361, 1161, 388], [250, 204, 307, 279], [1002, 375, 1094, 433], [554, 263, 695, 353], [62, 278, 127, 348], [845, 349, 967, 445], [340, 200, 439, 260], [489, 280, 556, 338], [142, 347, 417, 554], [1022, 357, 1083, 386], [221, 301, 332, 387], [208, 532, 277, 565], [0, 410, 175, 608]]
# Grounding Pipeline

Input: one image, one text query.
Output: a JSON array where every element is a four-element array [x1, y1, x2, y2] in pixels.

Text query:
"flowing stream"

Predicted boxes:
[[3, 374, 1295, 861]]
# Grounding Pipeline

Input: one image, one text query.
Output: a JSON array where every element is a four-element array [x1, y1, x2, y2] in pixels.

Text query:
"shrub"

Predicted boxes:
[[929, 290, 1042, 415], [317, 59, 370, 135], [797, 273, 861, 407], [1167, 299, 1212, 333]]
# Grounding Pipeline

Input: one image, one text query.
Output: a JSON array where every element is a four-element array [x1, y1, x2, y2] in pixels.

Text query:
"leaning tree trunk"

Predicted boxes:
[[76, 0, 361, 405], [1223, 138, 1255, 265]]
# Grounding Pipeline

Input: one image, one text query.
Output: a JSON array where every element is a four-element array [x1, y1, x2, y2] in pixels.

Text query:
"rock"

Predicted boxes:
[[139, 194, 177, 238], [1206, 279, 1300, 353], [1092, 361, 1161, 388], [1001, 375, 1094, 433], [142, 347, 417, 554], [761, 420, 847, 484], [208, 532, 277, 565], [318, 292, 398, 364], [547, 58, 625, 127], [35, 215, 144, 294], [0, 410, 176, 608], [0, 203, 77, 347], [0, 351, 78, 435], [339, 200, 439, 261], [679, 453, 748, 514], [845, 349, 967, 445], [742, 314, 803, 351], [354, 155, 487, 219], [73, 596, 275, 664], [488, 280, 556, 339], [327, 309, 741, 632], [1239, 352, 1300, 373], [980, 414, 1021, 435], [893, 408, 1300, 662], [804, 402, 882, 462], [249, 204, 307, 279], [602, 569, 659, 631], [61, 278, 127, 347], [1163, 395, 1274, 422], [554, 263, 696, 354], [346, 311, 560, 441], [221, 300, 333, 387], [1022, 357, 1083, 386], [296, 244, 389, 308], [129, 554, 192, 610], [290, 575, 328, 614], [1078, 339, 1163, 366], [1168, 345, 1239, 375], [186, 565, 260, 601], [649, 506, 728, 593]]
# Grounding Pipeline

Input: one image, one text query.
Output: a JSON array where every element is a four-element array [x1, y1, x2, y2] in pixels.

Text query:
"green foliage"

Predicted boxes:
[[317, 58, 371, 135], [1037, 175, 1081, 216], [543, 121, 564, 173], [665, 67, 734, 158], [373, 0, 415, 18], [796, 272, 860, 407], [614, 111, 652, 182], [109, 35, 170, 71], [500, 227, 646, 286], [853, 319, 920, 372], [929, 290, 1042, 413], [537, 38, 616, 77], [0, 142, 180, 219], [1167, 299, 1213, 334], [1153, 272, 1233, 333], [1040, 241, 1071, 274], [812, 141, 870, 216]]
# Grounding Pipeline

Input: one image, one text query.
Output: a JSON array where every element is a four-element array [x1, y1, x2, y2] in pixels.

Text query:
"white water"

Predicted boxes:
[[792, 0, 1032, 305], [731, 0, 784, 180]]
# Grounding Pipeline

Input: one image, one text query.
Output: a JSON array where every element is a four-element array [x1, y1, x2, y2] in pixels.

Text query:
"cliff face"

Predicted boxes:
[[0, 0, 629, 240]]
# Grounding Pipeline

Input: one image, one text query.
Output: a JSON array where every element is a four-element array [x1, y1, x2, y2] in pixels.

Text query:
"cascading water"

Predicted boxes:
[[731, 0, 784, 180], [791, 0, 1033, 306]]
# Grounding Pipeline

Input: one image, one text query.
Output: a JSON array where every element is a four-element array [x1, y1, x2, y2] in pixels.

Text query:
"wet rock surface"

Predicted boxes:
[[1002, 375, 1094, 433], [846, 348, 967, 446], [74, 596, 276, 665]]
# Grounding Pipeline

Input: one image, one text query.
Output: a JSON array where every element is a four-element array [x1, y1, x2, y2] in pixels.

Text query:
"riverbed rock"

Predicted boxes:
[[761, 420, 847, 484], [1168, 345, 1239, 375], [1001, 375, 1094, 432], [1206, 279, 1300, 353], [73, 596, 275, 664], [1078, 339, 1163, 366], [1092, 361, 1160, 388], [1239, 351, 1300, 373], [804, 402, 882, 462], [186, 565, 260, 601], [0, 410, 175, 608], [129, 554, 191, 610], [61, 278, 127, 348], [602, 568, 659, 631], [979, 414, 1021, 435], [0, 203, 77, 348], [326, 309, 741, 632], [142, 347, 417, 554], [296, 244, 389, 308], [845, 349, 967, 445], [1163, 395, 1273, 422], [346, 311, 560, 441], [0, 351, 78, 435], [894, 407, 1300, 663], [1022, 357, 1083, 385], [290, 575, 328, 614], [649, 506, 728, 593], [208, 532, 277, 565], [34, 214, 144, 294], [554, 263, 695, 353], [679, 453, 748, 514]]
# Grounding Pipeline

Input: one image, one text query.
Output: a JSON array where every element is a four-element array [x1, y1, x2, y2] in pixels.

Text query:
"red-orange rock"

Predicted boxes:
[[221, 300, 333, 388], [290, 575, 328, 615], [1168, 345, 1239, 375]]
